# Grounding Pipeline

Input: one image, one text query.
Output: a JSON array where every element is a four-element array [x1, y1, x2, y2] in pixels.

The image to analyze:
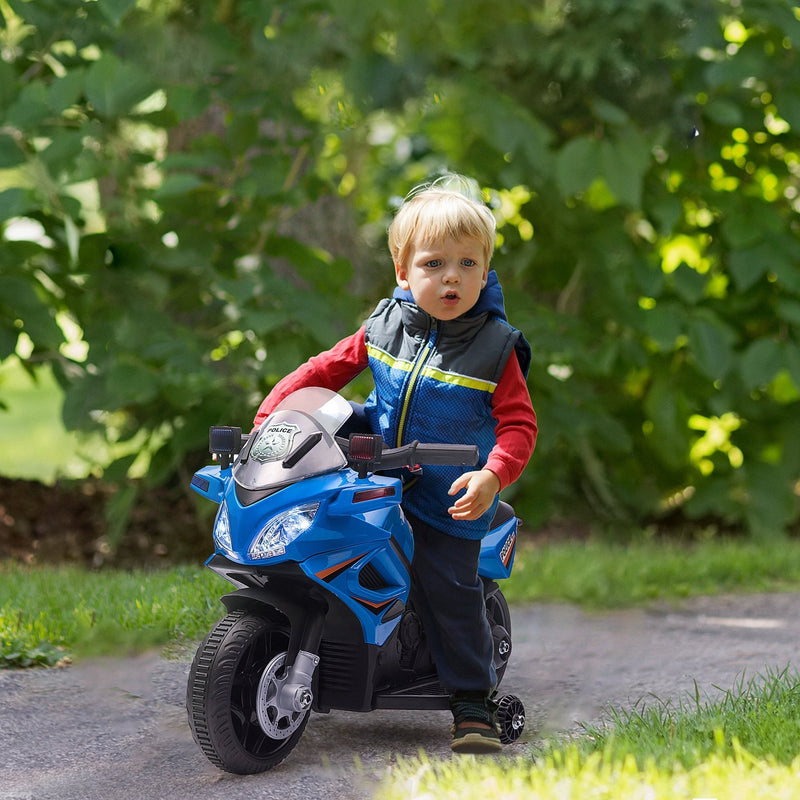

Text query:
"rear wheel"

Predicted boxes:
[[482, 578, 512, 684], [497, 693, 526, 744], [186, 609, 309, 774]]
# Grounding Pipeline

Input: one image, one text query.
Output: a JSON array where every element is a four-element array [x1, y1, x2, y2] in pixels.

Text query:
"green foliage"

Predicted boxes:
[[378, 670, 800, 800], [1, 0, 799, 542]]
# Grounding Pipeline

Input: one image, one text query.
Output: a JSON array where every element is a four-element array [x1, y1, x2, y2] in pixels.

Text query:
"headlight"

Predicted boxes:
[[249, 502, 319, 560], [213, 501, 233, 555]]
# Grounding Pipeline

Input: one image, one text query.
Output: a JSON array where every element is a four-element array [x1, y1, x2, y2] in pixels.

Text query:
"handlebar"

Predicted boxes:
[[211, 425, 478, 477], [338, 434, 478, 477], [382, 441, 479, 468]]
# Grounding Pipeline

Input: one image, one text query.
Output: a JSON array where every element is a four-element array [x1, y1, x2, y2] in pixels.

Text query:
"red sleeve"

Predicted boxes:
[[253, 327, 369, 428], [484, 351, 537, 491]]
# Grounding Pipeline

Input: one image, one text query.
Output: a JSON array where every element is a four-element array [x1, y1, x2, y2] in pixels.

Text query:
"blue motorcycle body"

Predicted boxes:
[[185, 387, 524, 774]]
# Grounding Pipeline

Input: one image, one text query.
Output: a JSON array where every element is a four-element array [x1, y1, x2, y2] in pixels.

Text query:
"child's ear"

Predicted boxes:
[[395, 262, 410, 289]]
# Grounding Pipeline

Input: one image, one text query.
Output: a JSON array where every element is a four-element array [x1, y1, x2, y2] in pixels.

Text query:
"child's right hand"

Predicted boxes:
[[447, 469, 500, 521]]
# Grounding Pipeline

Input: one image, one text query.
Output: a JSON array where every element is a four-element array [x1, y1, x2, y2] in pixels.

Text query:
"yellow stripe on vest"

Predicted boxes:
[[366, 344, 497, 394], [366, 343, 414, 373], [420, 365, 497, 394]]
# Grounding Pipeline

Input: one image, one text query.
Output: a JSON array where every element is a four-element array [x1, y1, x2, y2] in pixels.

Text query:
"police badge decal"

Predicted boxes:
[[251, 422, 301, 463]]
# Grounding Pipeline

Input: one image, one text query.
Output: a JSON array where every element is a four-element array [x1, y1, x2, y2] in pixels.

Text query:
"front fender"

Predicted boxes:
[[220, 587, 294, 623]]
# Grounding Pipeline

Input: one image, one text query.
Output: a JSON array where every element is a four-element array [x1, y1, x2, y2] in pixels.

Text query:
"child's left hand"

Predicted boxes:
[[447, 469, 501, 521]]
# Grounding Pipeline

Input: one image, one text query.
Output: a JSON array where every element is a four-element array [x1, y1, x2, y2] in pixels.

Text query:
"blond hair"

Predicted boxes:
[[388, 175, 496, 268]]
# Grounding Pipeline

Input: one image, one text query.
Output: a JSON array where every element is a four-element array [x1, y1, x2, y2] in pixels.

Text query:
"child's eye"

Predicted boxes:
[[462, 258, 476, 267], [424, 259, 442, 268]]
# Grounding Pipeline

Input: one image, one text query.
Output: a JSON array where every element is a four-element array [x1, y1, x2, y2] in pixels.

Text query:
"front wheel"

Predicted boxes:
[[186, 609, 309, 774]]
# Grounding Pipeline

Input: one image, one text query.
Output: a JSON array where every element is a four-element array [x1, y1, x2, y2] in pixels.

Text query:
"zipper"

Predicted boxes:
[[395, 323, 438, 446]]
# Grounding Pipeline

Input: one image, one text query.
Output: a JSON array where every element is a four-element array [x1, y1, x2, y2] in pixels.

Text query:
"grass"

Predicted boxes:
[[505, 535, 800, 607], [0, 563, 223, 667], [377, 668, 800, 799], [4, 535, 800, 667], [574, 667, 800, 768], [377, 748, 800, 800]]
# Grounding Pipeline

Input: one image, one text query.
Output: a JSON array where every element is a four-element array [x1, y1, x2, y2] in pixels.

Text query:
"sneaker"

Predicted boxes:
[[449, 691, 502, 754]]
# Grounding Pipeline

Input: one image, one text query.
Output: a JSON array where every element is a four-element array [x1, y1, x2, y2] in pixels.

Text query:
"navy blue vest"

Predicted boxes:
[[363, 296, 526, 539]]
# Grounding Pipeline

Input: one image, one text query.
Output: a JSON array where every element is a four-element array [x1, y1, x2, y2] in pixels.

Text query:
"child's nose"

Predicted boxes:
[[442, 263, 460, 282]]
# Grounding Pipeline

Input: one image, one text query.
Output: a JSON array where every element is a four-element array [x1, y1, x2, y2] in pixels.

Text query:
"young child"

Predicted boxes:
[[253, 175, 537, 753]]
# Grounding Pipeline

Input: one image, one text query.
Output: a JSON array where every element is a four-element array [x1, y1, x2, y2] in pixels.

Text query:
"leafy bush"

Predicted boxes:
[[1, 0, 799, 543]]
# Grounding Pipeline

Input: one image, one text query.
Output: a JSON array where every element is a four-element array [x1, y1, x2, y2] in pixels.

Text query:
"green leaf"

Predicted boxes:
[[39, 130, 86, 172], [728, 244, 771, 291], [721, 208, 768, 250], [102, 453, 138, 483], [784, 341, 800, 391], [166, 85, 212, 121], [685, 475, 738, 520], [744, 462, 796, 538], [555, 136, 600, 198], [776, 299, 800, 327], [62, 373, 105, 430], [704, 98, 742, 126], [85, 54, 157, 118], [769, 258, 800, 294], [104, 359, 159, 407], [591, 98, 629, 125], [670, 264, 707, 304], [647, 194, 682, 235], [0, 324, 18, 359], [0, 61, 15, 113], [643, 302, 685, 351], [46, 68, 86, 114], [739, 338, 784, 389], [775, 90, 800, 132], [4, 82, 50, 128], [0, 276, 64, 350], [687, 315, 735, 380], [704, 44, 768, 90], [643, 375, 689, 468], [97, 0, 138, 27], [599, 131, 650, 207], [154, 173, 205, 199], [0, 134, 25, 169]]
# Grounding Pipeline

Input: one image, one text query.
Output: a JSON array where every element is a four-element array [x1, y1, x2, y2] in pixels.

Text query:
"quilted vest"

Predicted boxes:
[[363, 297, 525, 539]]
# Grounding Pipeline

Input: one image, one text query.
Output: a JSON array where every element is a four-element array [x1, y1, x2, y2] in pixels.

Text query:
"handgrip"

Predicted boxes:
[[410, 443, 479, 466]]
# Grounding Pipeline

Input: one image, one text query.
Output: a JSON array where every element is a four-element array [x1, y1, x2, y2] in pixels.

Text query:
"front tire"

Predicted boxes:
[[186, 609, 309, 774]]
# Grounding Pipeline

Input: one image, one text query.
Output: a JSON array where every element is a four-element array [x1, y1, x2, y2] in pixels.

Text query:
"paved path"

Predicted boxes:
[[1, 592, 799, 800]]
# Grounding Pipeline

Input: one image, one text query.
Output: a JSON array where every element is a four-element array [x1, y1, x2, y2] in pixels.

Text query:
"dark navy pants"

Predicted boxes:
[[405, 511, 496, 693], [340, 403, 495, 692]]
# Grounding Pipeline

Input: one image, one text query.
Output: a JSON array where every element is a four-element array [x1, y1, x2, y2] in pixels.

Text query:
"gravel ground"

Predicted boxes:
[[1, 592, 799, 800]]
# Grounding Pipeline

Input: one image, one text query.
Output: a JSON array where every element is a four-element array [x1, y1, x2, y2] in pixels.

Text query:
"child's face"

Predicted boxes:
[[395, 235, 489, 321]]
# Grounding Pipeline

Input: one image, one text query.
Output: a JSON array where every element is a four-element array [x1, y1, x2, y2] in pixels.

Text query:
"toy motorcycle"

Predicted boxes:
[[186, 387, 526, 774]]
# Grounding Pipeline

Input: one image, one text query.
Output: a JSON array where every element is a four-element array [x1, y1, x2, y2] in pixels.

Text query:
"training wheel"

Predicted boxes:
[[497, 694, 526, 744]]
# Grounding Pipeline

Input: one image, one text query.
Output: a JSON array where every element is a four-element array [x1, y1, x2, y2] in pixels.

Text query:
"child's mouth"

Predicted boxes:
[[442, 292, 459, 304]]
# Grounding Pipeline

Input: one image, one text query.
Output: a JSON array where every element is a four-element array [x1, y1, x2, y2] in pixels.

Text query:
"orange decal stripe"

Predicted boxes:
[[315, 553, 367, 581]]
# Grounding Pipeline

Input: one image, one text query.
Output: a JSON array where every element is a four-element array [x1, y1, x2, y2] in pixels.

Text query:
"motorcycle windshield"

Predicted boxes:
[[233, 388, 350, 491]]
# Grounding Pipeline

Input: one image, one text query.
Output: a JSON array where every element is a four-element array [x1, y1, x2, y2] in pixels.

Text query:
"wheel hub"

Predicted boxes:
[[255, 652, 308, 739]]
